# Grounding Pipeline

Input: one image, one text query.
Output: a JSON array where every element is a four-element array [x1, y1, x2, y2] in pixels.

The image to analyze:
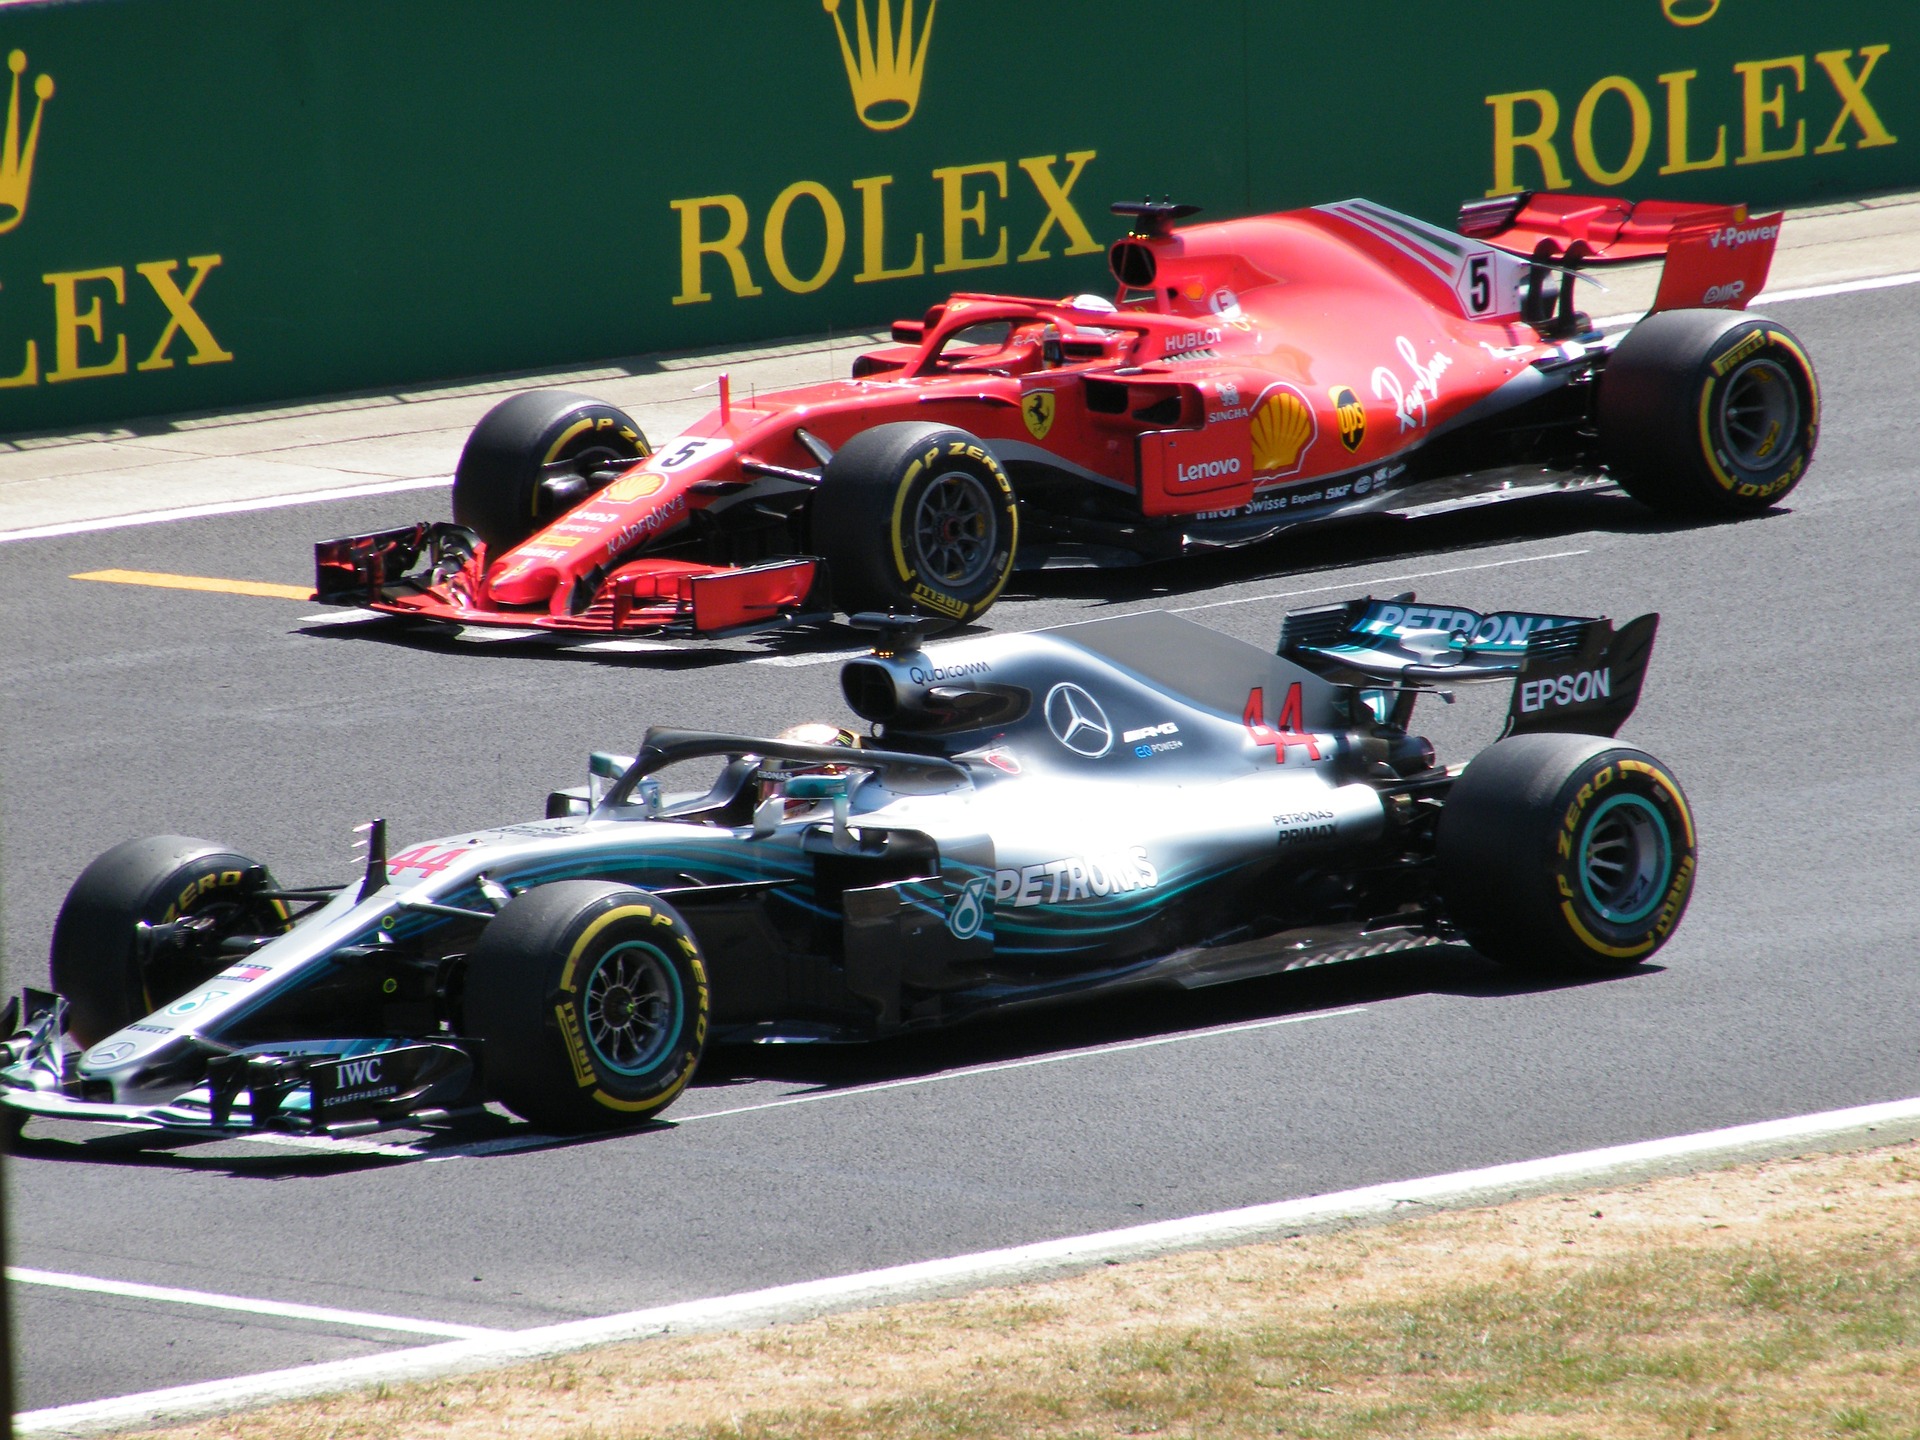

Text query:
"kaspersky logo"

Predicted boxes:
[[0, 49, 53, 235], [824, 0, 935, 131]]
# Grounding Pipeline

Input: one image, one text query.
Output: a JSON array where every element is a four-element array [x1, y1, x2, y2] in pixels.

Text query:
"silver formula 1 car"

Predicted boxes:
[[3, 597, 1694, 1137]]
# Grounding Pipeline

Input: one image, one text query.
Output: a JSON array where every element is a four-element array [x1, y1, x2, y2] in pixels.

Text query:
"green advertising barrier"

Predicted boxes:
[[0, 0, 1910, 435]]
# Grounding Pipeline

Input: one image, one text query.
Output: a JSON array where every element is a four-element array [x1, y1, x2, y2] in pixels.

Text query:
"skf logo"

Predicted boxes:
[[824, 0, 935, 132], [1329, 385, 1366, 453], [1022, 389, 1054, 440], [0, 50, 52, 234]]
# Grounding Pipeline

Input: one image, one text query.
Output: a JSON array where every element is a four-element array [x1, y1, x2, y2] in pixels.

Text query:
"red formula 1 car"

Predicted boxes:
[[315, 191, 1818, 643]]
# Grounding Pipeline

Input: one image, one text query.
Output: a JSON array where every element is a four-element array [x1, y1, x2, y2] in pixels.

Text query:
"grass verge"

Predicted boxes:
[[135, 1141, 1920, 1440]]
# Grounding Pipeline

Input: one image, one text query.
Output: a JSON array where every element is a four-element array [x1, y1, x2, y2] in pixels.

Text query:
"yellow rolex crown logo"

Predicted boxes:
[[823, 0, 935, 132], [0, 49, 53, 235]]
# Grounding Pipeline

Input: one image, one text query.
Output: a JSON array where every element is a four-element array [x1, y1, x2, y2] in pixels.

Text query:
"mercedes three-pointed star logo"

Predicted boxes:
[[1044, 682, 1114, 758]]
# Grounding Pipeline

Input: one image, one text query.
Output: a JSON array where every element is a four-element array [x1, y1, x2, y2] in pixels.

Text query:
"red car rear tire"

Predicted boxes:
[[1600, 311, 1818, 516]]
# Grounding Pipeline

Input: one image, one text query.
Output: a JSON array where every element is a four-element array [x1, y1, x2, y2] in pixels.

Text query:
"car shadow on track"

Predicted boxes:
[[691, 945, 1665, 1096], [1, 1107, 602, 1176], [292, 491, 1778, 667], [5, 950, 1661, 1174], [1000, 490, 1775, 612]]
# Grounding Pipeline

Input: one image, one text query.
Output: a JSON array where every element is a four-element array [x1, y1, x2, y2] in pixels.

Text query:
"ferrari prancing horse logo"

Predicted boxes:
[[1023, 389, 1056, 441]]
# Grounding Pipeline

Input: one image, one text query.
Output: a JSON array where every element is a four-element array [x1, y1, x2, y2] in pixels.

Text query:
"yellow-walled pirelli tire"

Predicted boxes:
[[452, 390, 651, 558], [464, 880, 708, 1132], [1434, 734, 1697, 975], [811, 422, 1019, 628], [51, 836, 291, 1047], [1599, 310, 1818, 517]]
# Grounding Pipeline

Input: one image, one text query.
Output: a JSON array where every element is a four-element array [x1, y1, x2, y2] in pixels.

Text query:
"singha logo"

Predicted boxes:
[[0, 49, 53, 235], [823, 0, 935, 132]]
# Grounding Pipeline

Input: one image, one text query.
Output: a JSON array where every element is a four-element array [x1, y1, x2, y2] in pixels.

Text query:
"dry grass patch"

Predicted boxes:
[[135, 1144, 1920, 1440]]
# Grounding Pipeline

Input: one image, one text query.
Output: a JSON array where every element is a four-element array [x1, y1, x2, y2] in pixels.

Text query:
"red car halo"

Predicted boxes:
[[314, 190, 1816, 643]]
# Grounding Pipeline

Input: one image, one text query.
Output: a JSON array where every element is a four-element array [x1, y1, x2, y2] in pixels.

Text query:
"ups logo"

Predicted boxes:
[[1329, 386, 1367, 454]]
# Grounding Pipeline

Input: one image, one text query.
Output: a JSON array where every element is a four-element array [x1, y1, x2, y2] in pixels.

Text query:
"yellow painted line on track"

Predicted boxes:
[[72, 569, 315, 601]]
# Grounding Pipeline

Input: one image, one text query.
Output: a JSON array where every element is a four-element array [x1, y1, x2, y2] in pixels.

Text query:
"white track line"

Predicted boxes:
[[0, 475, 447, 545], [22, 1093, 1920, 1437], [8, 1268, 502, 1339], [751, 644, 873, 668], [1591, 266, 1920, 328], [1758, 268, 1920, 304]]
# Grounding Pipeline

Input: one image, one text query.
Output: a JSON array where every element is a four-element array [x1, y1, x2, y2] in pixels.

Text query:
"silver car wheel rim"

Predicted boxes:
[[1578, 794, 1672, 926], [583, 941, 678, 1076]]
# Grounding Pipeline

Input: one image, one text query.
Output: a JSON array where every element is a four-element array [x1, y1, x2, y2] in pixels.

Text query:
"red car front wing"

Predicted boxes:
[[315, 524, 822, 639]]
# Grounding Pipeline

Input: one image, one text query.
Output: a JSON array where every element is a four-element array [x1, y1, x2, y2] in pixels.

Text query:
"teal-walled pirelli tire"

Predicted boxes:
[[811, 422, 1018, 628], [1599, 310, 1818, 517], [51, 837, 291, 1047], [1435, 733, 1697, 975], [464, 880, 708, 1132], [452, 390, 651, 558]]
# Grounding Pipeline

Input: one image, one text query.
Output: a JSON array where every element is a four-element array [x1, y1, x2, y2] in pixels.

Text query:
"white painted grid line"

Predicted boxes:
[[1756, 268, 1920, 304], [1591, 267, 1920, 328], [9, 1268, 503, 1339], [22, 1094, 1920, 1437], [0, 475, 448, 545]]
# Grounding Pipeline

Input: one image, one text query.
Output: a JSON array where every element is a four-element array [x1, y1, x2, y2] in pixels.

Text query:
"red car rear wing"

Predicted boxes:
[[1460, 191, 1781, 314]]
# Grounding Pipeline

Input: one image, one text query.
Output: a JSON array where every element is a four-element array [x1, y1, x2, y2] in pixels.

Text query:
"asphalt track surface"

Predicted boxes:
[[4, 284, 1919, 1412]]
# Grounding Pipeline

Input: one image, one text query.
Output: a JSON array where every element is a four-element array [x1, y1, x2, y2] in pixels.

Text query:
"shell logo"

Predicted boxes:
[[607, 472, 666, 502], [1250, 385, 1317, 476]]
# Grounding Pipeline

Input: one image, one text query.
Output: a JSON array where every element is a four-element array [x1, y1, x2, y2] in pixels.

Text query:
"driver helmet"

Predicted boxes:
[[759, 722, 862, 809]]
